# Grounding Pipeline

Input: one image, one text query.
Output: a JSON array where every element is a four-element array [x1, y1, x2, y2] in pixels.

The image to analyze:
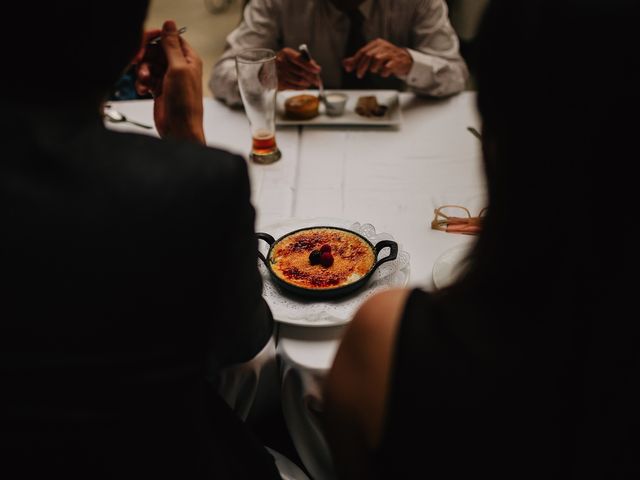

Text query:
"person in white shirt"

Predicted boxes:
[[210, 0, 469, 106]]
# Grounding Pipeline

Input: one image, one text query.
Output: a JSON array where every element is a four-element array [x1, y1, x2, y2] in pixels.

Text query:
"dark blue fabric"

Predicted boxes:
[[109, 67, 152, 101]]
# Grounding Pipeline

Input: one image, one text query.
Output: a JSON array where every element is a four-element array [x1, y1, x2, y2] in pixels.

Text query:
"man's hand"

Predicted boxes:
[[276, 47, 322, 90], [343, 38, 413, 79], [135, 21, 205, 144]]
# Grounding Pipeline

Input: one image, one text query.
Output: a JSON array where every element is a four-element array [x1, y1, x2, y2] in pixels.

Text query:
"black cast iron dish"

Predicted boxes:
[[257, 226, 398, 299]]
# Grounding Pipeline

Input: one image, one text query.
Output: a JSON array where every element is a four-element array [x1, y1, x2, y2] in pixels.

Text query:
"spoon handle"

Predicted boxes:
[[127, 119, 153, 129], [467, 126, 482, 140]]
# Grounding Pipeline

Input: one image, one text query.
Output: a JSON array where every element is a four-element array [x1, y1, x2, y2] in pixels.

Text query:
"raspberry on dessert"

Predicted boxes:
[[320, 244, 332, 253], [320, 252, 334, 267]]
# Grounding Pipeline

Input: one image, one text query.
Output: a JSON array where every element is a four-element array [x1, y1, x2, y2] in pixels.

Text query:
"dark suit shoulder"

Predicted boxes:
[[99, 128, 249, 193]]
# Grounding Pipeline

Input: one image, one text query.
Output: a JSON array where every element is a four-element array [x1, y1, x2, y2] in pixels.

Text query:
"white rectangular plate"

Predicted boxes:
[[276, 90, 402, 127]]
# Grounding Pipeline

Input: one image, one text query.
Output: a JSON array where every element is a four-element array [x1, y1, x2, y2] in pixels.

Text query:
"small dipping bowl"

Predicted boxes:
[[324, 93, 348, 117]]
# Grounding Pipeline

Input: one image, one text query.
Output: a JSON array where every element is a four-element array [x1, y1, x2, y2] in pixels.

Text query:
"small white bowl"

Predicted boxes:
[[324, 93, 348, 117]]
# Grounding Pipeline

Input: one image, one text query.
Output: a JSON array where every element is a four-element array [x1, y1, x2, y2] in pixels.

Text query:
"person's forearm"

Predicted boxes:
[[209, 0, 281, 107], [406, 0, 469, 97], [404, 48, 468, 97], [209, 57, 243, 107]]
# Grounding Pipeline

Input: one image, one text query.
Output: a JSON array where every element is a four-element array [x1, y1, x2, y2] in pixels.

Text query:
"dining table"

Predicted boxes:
[[106, 90, 486, 479]]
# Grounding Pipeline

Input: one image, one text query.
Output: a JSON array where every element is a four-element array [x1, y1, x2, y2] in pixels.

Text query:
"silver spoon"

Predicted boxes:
[[103, 108, 153, 129]]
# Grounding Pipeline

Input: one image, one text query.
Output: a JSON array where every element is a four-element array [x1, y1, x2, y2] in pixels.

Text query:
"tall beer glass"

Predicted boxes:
[[236, 48, 282, 164]]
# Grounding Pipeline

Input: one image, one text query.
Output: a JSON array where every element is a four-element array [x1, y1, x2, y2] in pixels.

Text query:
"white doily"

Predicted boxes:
[[257, 217, 411, 326]]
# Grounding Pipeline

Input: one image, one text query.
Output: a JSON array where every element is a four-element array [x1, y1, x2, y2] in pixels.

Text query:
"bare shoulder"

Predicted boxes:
[[325, 288, 412, 452], [351, 288, 411, 338]]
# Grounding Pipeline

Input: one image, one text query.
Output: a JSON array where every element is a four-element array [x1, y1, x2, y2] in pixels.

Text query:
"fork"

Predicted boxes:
[[148, 26, 187, 45], [298, 44, 326, 105]]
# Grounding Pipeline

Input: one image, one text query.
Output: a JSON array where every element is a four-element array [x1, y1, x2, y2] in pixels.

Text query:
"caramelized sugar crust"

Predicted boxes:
[[270, 228, 375, 289]]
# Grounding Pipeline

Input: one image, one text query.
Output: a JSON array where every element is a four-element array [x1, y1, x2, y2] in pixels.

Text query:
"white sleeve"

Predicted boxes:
[[404, 0, 469, 97], [209, 0, 282, 107]]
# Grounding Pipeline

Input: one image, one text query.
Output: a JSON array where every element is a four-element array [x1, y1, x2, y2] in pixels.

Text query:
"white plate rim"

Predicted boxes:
[[432, 243, 471, 290]]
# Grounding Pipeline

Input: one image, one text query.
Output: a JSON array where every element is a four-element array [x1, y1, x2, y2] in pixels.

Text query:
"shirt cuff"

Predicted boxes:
[[405, 48, 449, 90]]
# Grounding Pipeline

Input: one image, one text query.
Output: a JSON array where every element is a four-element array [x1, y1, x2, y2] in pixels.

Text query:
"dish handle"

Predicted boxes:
[[371, 240, 398, 273], [257, 232, 275, 266]]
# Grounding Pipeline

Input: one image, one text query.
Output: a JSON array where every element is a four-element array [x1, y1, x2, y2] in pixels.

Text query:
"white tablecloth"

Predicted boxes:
[[106, 93, 485, 479], [278, 92, 484, 479]]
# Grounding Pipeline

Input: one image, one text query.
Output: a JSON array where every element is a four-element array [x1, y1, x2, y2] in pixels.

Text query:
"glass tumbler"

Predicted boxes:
[[236, 48, 282, 164]]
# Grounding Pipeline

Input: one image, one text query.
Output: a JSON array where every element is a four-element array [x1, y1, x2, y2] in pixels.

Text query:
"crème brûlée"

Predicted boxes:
[[270, 228, 375, 289]]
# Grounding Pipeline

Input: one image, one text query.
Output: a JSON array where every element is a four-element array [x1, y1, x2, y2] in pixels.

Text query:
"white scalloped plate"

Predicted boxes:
[[257, 217, 411, 326]]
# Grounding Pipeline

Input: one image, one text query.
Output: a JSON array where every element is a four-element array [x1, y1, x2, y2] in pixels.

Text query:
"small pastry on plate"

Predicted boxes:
[[355, 95, 388, 117], [284, 94, 320, 120]]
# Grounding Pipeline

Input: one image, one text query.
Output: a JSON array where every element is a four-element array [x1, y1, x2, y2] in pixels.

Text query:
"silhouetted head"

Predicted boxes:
[[458, 0, 639, 295], [440, 5, 640, 475], [5, 1, 150, 105]]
